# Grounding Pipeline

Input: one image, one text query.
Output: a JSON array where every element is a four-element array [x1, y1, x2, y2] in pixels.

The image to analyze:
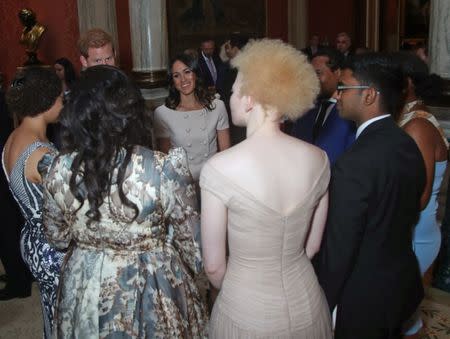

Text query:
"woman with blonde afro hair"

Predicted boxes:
[[199, 38, 332, 338]]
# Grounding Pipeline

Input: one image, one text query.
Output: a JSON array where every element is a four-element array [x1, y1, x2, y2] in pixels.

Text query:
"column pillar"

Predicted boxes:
[[428, 1, 450, 135], [288, 0, 308, 50], [128, 0, 168, 89], [364, 0, 380, 51], [429, 0, 450, 80]]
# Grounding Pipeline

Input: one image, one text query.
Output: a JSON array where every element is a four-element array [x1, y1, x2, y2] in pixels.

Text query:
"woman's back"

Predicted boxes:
[[200, 135, 332, 337], [208, 134, 328, 214], [2, 140, 64, 338], [3, 141, 52, 217], [41, 146, 208, 338]]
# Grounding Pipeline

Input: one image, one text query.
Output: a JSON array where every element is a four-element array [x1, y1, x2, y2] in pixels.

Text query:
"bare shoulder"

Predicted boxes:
[[288, 135, 328, 166], [403, 117, 439, 140], [206, 142, 249, 176], [207, 144, 238, 169], [403, 116, 435, 131]]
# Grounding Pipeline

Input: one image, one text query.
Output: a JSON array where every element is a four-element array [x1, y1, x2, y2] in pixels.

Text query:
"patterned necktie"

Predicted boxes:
[[312, 100, 333, 142]]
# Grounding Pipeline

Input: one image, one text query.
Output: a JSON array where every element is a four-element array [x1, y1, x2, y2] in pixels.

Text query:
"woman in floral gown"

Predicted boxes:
[[39, 65, 208, 338]]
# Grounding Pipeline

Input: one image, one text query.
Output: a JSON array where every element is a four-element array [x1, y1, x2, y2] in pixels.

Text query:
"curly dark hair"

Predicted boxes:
[[55, 57, 78, 89], [59, 65, 152, 224], [6, 66, 61, 121], [165, 53, 215, 110], [394, 52, 443, 103]]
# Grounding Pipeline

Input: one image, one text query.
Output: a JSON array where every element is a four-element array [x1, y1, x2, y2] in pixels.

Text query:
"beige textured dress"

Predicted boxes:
[[153, 99, 229, 180], [200, 159, 332, 338]]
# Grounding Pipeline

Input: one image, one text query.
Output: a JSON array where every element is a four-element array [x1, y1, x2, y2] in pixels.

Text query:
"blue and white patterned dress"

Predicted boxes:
[[2, 141, 64, 338], [39, 146, 208, 338]]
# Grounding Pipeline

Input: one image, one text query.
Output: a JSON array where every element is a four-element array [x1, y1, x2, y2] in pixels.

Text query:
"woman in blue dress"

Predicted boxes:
[[396, 53, 448, 336], [2, 67, 65, 338]]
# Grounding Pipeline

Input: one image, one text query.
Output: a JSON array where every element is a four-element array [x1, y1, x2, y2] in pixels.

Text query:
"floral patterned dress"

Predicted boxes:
[[39, 147, 208, 338]]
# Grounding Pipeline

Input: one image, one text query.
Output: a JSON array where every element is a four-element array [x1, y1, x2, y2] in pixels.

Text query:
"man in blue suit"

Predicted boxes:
[[291, 48, 355, 163]]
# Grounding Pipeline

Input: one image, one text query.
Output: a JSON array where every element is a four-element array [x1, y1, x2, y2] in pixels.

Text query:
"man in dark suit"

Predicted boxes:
[[316, 53, 426, 338], [336, 32, 353, 59], [220, 33, 249, 145], [0, 89, 32, 300], [197, 37, 224, 94], [302, 34, 321, 60], [291, 48, 355, 164]]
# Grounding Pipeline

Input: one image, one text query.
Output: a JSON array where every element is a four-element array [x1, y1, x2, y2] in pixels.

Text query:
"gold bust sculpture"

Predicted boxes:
[[18, 8, 46, 65]]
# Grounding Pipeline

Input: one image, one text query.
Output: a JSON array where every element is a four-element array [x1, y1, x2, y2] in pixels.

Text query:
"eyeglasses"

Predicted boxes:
[[336, 84, 380, 95], [336, 84, 371, 94]]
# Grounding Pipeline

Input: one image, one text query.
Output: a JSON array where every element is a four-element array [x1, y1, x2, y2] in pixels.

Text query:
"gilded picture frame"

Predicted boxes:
[[166, 0, 267, 57], [399, 0, 430, 43]]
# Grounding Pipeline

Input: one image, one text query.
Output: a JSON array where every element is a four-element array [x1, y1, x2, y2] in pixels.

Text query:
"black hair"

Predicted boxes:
[[394, 52, 443, 103], [313, 47, 344, 71], [6, 66, 62, 121], [200, 37, 215, 44], [229, 33, 249, 50], [165, 53, 215, 110], [59, 65, 152, 224], [343, 53, 407, 121], [55, 57, 78, 89]]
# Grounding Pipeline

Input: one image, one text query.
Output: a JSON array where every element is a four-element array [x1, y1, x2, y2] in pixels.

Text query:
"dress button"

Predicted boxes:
[[187, 143, 192, 147], [204, 153, 208, 157], [186, 128, 191, 133], [189, 156, 194, 160], [203, 140, 207, 145], [200, 127, 206, 131], [184, 114, 189, 119]]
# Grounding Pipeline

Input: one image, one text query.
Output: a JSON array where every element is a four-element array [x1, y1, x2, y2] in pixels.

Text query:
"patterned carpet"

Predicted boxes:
[[420, 287, 450, 338], [0, 277, 449, 338]]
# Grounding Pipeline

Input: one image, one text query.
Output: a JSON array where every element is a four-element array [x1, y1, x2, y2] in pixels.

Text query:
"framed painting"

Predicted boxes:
[[166, 0, 267, 57], [400, 0, 430, 41]]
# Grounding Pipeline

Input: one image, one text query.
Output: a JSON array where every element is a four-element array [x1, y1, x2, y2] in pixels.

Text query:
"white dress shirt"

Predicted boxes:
[[356, 114, 390, 139]]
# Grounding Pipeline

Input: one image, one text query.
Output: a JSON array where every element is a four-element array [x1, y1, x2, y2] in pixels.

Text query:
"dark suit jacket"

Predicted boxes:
[[316, 117, 425, 335], [291, 103, 355, 164], [301, 46, 321, 60], [220, 63, 246, 145], [341, 49, 355, 60], [0, 90, 12, 147], [198, 52, 225, 94]]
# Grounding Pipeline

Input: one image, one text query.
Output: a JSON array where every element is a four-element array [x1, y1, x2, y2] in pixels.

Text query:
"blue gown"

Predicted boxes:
[[413, 160, 447, 274], [2, 141, 64, 338], [404, 160, 447, 335]]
